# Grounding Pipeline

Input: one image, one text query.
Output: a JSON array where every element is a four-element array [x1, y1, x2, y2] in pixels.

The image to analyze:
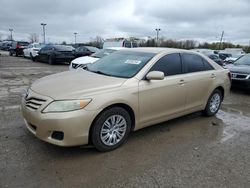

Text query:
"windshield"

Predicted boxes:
[[85, 46, 99, 53], [54, 45, 74, 51], [34, 44, 42, 48], [91, 49, 116, 58], [234, 55, 250, 65], [18, 42, 29, 46], [87, 51, 155, 78]]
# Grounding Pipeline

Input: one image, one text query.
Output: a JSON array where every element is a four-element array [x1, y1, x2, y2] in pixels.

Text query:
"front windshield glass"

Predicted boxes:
[[87, 51, 155, 78], [91, 49, 116, 58], [85, 46, 99, 53], [34, 44, 42, 48], [234, 55, 250, 65], [54, 45, 74, 51]]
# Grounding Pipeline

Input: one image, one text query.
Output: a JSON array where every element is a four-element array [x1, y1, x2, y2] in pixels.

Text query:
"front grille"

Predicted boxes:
[[25, 97, 46, 111], [72, 63, 87, 69], [231, 73, 249, 80]]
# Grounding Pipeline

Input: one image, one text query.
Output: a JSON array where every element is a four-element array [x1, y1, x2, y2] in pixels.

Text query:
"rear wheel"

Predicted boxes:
[[203, 89, 222, 116], [91, 107, 131, 152], [48, 55, 54, 65]]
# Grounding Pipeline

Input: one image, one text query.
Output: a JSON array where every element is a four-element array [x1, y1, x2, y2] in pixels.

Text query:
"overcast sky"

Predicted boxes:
[[0, 0, 250, 45]]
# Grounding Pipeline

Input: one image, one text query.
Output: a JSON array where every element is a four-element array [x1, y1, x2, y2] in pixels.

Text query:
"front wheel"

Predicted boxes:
[[203, 89, 222, 116], [91, 107, 131, 152], [48, 55, 54, 65], [30, 53, 35, 62]]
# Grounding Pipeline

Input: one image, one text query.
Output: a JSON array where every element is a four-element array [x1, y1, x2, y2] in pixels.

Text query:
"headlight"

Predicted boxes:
[[43, 99, 91, 113]]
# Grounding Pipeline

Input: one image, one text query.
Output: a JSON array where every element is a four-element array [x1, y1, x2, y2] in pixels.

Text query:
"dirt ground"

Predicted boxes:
[[0, 51, 250, 188]]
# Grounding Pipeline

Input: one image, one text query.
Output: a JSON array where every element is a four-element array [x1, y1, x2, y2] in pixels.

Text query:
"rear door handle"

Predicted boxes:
[[211, 73, 216, 78]]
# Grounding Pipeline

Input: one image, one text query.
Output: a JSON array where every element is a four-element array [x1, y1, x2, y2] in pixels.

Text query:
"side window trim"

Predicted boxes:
[[142, 53, 183, 80], [180, 53, 212, 74]]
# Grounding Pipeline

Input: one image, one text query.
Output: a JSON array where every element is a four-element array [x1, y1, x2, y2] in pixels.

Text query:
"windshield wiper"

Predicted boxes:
[[92, 70, 112, 76], [90, 55, 99, 58]]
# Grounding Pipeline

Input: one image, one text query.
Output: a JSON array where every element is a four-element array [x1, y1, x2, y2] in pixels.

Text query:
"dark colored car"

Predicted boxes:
[[0, 41, 12, 51], [208, 54, 224, 66], [38, 45, 75, 64], [219, 53, 232, 61], [226, 54, 250, 90], [74, 46, 99, 58], [9, 41, 29, 56]]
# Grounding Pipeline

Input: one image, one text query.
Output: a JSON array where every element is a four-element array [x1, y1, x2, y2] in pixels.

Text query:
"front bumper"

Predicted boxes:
[[21, 90, 101, 146], [231, 79, 250, 90]]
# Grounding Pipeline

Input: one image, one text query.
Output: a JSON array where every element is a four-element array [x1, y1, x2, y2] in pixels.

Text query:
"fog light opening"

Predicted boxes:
[[51, 131, 64, 141]]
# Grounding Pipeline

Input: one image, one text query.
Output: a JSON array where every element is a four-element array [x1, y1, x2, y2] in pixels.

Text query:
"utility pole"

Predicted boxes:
[[9, 29, 13, 41], [41, 23, 47, 44], [74, 32, 77, 44], [155, 28, 161, 46], [219, 31, 224, 50]]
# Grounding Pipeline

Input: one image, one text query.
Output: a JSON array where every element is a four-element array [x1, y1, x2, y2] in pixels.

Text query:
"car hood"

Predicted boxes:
[[31, 70, 127, 99], [71, 56, 99, 65], [226, 64, 250, 74]]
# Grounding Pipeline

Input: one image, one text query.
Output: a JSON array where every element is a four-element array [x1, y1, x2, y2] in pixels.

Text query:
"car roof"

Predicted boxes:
[[121, 47, 196, 54], [106, 47, 126, 50]]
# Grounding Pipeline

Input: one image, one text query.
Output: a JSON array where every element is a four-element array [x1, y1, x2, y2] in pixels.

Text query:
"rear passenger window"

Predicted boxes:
[[182, 53, 204, 73], [150, 53, 182, 76], [203, 59, 214, 70]]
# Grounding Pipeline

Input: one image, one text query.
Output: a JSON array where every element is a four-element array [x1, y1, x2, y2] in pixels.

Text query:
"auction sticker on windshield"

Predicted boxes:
[[124, 59, 142, 65]]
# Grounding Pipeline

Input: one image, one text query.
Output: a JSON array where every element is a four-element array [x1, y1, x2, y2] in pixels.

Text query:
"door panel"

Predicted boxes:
[[139, 75, 186, 125], [181, 53, 216, 111], [183, 71, 215, 110]]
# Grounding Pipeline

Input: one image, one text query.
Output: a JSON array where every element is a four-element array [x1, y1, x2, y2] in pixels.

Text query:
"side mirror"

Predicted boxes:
[[146, 71, 165, 80]]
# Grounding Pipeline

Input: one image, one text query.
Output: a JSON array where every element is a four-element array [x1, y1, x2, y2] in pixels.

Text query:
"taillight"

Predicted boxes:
[[228, 72, 231, 82], [16, 45, 21, 48]]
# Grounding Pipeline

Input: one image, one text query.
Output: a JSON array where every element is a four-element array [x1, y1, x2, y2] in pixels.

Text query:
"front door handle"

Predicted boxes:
[[179, 79, 185, 85]]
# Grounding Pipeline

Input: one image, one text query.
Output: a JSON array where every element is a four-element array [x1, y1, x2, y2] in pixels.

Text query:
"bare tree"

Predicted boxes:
[[28, 33, 39, 43], [88, 36, 104, 48]]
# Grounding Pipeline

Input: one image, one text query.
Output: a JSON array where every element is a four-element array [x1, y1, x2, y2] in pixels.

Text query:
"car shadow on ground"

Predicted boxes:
[[25, 111, 223, 158]]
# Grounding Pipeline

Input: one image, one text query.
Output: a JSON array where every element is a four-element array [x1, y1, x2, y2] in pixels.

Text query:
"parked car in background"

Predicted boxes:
[[9, 41, 29, 56], [22, 48, 231, 151], [74, 46, 99, 58], [0, 41, 12, 51], [103, 38, 138, 49], [69, 47, 123, 70], [207, 54, 224, 66], [224, 54, 243, 64], [23, 43, 44, 61], [219, 52, 232, 61], [37, 45, 75, 64], [225, 54, 250, 90]]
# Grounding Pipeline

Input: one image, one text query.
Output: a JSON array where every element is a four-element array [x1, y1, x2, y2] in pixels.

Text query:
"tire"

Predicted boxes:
[[9, 51, 13, 56], [15, 51, 18, 57], [30, 53, 35, 62], [203, 89, 222, 116], [91, 107, 131, 152], [48, 55, 54, 65]]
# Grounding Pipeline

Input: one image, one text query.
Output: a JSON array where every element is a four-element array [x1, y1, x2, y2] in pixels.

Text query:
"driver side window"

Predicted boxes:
[[149, 53, 182, 76]]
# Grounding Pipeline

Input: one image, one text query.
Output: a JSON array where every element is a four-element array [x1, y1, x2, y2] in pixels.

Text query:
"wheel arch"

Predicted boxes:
[[88, 103, 136, 145], [214, 86, 225, 100]]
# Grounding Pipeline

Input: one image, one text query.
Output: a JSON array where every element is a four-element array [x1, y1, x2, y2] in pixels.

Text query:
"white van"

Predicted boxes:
[[103, 38, 138, 49]]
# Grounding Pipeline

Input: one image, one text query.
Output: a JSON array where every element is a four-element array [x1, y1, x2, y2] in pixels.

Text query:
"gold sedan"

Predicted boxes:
[[21, 48, 231, 151]]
